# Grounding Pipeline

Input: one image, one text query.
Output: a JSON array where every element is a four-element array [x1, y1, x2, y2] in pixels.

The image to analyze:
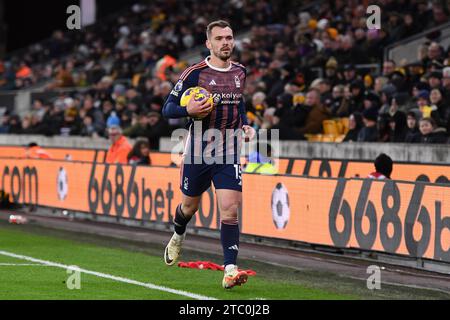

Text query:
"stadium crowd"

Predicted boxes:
[[0, 0, 450, 146]]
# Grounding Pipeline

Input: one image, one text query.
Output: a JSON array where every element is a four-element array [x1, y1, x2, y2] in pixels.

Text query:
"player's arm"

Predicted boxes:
[[162, 79, 190, 119], [237, 66, 255, 140], [239, 98, 256, 141], [238, 99, 249, 126], [238, 67, 250, 126]]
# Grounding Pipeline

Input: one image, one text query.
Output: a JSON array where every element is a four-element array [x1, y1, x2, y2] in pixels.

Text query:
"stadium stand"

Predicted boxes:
[[0, 0, 449, 146]]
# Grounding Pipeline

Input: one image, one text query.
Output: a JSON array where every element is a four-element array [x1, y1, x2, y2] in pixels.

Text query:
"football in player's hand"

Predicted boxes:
[[180, 86, 214, 119]]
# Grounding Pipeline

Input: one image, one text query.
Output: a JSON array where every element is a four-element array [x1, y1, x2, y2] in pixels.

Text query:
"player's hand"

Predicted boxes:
[[242, 125, 256, 142], [186, 95, 213, 119]]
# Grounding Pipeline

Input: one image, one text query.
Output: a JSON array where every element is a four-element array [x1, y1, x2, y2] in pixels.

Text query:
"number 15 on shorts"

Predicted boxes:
[[234, 164, 242, 186]]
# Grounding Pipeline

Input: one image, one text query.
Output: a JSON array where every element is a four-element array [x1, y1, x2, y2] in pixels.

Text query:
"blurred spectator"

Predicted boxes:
[[296, 89, 331, 136], [80, 115, 98, 137], [404, 111, 421, 143], [247, 91, 268, 130], [368, 153, 393, 179], [324, 57, 339, 86], [147, 111, 170, 150], [24, 142, 52, 159], [373, 76, 389, 96], [424, 42, 444, 68], [329, 84, 347, 117], [419, 117, 448, 143], [127, 139, 151, 165], [48, 62, 75, 89], [429, 88, 450, 130], [59, 107, 81, 136], [6, 115, 22, 134], [149, 96, 165, 113], [123, 112, 151, 138], [405, 81, 430, 111], [20, 115, 34, 134], [358, 107, 378, 142], [347, 80, 365, 115], [417, 90, 431, 117], [343, 112, 363, 142], [378, 113, 392, 142], [318, 79, 332, 106], [0, 111, 11, 133], [0, 62, 16, 90], [80, 96, 105, 135], [397, 12, 418, 39], [1, 0, 449, 146], [442, 66, 450, 91], [363, 91, 381, 112], [389, 111, 408, 142], [427, 70, 442, 90], [341, 64, 359, 84], [105, 114, 132, 164], [272, 93, 308, 140], [382, 60, 396, 78], [431, 2, 449, 27]]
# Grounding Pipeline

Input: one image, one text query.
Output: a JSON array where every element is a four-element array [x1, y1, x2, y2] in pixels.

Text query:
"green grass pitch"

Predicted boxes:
[[0, 222, 448, 300]]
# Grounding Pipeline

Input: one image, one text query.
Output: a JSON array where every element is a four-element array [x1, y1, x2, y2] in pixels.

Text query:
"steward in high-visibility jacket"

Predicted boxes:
[[243, 151, 277, 175]]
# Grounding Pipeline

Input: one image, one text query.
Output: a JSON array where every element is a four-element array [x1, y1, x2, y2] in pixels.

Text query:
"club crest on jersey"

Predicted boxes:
[[234, 75, 240, 88]]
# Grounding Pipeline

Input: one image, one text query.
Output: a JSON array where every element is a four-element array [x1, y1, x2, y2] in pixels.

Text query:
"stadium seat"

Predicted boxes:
[[334, 134, 346, 143], [323, 120, 339, 135], [321, 134, 336, 142], [340, 118, 350, 134], [335, 120, 344, 134], [305, 134, 323, 142]]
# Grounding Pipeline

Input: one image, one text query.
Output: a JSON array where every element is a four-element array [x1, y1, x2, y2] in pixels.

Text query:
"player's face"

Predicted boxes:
[[207, 27, 234, 61]]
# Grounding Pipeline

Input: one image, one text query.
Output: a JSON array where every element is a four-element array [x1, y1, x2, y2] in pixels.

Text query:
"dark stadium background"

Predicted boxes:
[[1, 0, 136, 53]]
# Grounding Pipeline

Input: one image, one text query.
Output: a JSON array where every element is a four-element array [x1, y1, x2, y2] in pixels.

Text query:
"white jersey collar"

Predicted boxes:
[[205, 56, 232, 72]]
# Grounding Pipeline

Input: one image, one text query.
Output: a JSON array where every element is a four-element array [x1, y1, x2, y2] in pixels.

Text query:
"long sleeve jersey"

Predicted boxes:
[[163, 56, 248, 164]]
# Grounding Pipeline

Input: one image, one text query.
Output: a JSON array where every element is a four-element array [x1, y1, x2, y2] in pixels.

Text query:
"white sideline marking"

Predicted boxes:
[[0, 250, 217, 300], [0, 263, 46, 266]]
